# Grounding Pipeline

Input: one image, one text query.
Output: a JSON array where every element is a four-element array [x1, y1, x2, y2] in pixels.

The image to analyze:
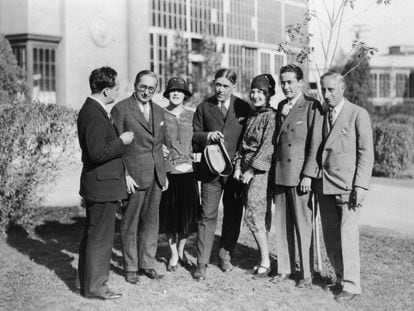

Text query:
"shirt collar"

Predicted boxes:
[[219, 97, 231, 109], [289, 92, 302, 106], [331, 98, 345, 114], [89, 95, 108, 113]]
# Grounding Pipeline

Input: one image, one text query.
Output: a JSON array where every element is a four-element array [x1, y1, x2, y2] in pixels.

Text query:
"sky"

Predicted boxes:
[[308, 0, 414, 67]]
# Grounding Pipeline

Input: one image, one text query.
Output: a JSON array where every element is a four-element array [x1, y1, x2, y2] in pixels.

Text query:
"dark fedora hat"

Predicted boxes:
[[203, 140, 233, 177], [163, 77, 192, 99]]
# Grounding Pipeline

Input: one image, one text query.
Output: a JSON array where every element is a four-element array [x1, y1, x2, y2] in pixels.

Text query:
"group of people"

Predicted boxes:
[[76, 64, 374, 303]]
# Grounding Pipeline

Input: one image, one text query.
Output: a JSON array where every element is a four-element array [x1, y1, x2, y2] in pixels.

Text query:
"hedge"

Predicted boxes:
[[0, 95, 77, 232], [373, 122, 414, 178]]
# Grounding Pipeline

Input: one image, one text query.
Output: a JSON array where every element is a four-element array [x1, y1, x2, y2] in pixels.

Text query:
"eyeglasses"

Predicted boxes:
[[137, 84, 156, 94]]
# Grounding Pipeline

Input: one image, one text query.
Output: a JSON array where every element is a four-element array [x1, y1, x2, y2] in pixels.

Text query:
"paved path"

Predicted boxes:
[[43, 166, 414, 235]]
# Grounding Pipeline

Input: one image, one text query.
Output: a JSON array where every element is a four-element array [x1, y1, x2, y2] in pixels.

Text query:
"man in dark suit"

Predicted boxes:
[[316, 72, 374, 302], [77, 66, 134, 300], [271, 64, 323, 287], [112, 70, 167, 283], [192, 69, 251, 280]]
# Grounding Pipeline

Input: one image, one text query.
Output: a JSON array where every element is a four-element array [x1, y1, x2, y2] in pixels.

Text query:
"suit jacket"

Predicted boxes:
[[318, 99, 374, 194], [112, 95, 167, 189], [274, 93, 323, 187], [193, 94, 251, 182], [77, 97, 127, 202]]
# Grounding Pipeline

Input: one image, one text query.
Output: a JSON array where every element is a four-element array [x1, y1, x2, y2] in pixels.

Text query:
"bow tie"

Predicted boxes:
[[281, 101, 294, 117]]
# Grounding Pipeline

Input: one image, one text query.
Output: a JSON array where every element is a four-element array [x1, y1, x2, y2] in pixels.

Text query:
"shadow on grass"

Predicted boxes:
[[6, 209, 84, 293]]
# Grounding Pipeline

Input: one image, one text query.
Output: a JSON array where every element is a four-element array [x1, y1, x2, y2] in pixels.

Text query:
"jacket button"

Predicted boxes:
[[288, 159, 291, 162], [288, 144, 292, 147]]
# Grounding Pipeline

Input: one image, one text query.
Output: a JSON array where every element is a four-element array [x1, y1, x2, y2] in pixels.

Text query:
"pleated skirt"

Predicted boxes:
[[159, 172, 200, 235]]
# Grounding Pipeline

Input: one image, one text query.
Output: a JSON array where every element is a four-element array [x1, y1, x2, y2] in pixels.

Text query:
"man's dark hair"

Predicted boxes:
[[215, 68, 237, 85], [280, 64, 304, 81], [89, 66, 117, 94], [134, 70, 158, 87]]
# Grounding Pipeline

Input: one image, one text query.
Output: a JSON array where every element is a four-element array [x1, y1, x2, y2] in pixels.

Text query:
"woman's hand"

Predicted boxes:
[[241, 168, 254, 184]]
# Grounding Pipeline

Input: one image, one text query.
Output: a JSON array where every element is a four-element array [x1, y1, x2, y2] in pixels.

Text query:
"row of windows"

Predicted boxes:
[[150, 33, 168, 91], [370, 73, 414, 98], [150, 0, 302, 44]]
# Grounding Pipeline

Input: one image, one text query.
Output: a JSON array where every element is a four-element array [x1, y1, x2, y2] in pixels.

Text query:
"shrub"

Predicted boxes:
[[0, 34, 27, 99], [373, 122, 414, 177], [0, 95, 78, 233]]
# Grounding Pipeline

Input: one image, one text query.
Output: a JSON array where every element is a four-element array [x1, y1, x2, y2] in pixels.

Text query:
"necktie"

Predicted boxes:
[[143, 104, 150, 122], [220, 103, 227, 121], [281, 101, 294, 118], [329, 108, 335, 128], [107, 113, 113, 125]]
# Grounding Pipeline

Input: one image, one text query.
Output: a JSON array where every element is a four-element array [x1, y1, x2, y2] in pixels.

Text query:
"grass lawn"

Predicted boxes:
[[0, 205, 413, 311]]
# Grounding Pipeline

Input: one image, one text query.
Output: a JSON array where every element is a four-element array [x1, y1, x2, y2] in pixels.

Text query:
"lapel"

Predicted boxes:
[[277, 94, 305, 142], [152, 101, 162, 138], [324, 99, 351, 147], [127, 95, 152, 134], [207, 97, 225, 126], [224, 95, 237, 128]]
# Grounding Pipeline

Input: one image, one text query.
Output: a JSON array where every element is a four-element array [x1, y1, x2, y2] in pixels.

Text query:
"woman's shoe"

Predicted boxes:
[[166, 263, 178, 272], [252, 265, 271, 279], [178, 254, 189, 267]]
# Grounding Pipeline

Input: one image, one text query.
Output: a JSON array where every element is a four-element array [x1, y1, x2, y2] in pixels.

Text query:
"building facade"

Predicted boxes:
[[0, 0, 307, 108], [369, 45, 414, 105]]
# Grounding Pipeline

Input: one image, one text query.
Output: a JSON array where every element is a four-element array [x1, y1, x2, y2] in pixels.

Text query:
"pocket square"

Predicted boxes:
[[296, 121, 303, 124], [160, 121, 165, 126]]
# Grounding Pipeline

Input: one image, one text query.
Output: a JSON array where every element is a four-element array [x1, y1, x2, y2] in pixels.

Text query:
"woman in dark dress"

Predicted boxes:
[[233, 74, 276, 278], [159, 77, 200, 271]]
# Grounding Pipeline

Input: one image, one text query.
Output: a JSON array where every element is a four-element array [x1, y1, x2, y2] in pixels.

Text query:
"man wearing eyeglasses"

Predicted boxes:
[[112, 70, 168, 283]]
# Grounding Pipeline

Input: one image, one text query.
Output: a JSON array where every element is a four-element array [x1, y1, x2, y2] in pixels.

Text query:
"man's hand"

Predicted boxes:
[[207, 131, 224, 143], [162, 177, 169, 192], [241, 168, 254, 184], [233, 167, 242, 181], [350, 186, 366, 209], [120, 131, 134, 145], [299, 176, 312, 193], [162, 144, 170, 159], [126, 175, 138, 194]]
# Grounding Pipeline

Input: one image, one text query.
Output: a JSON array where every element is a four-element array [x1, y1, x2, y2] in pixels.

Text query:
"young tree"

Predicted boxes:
[[342, 51, 373, 110], [278, 0, 391, 82], [166, 31, 190, 81]]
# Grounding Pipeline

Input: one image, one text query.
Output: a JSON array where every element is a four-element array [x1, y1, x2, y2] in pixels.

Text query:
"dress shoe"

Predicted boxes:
[[193, 263, 207, 281], [138, 268, 164, 280], [252, 266, 271, 280], [125, 271, 139, 284], [269, 274, 292, 284], [178, 254, 189, 267], [218, 248, 233, 272], [85, 289, 122, 300], [335, 290, 358, 302], [296, 277, 312, 288]]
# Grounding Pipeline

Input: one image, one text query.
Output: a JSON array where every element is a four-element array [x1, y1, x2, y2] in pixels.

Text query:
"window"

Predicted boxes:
[[261, 52, 270, 74], [274, 54, 284, 74], [370, 73, 378, 98], [190, 0, 223, 36], [149, 33, 168, 91], [151, 0, 187, 31], [6, 34, 60, 104], [227, 0, 255, 41], [258, 0, 283, 44], [396, 73, 408, 98], [379, 73, 390, 97], [229, 44, 257, 93]]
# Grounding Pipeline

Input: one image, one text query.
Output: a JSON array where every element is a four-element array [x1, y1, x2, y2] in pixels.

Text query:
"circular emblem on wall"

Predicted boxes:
[[89, 15, 112, 47]]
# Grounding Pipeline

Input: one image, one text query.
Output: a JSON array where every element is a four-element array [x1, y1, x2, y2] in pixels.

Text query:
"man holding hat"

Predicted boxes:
[[192, 69, 251, 280]]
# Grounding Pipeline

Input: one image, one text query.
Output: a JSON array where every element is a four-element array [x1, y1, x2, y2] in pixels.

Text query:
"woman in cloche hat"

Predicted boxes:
[[233, 73, 276, 278], [159, 77, 200, 271]]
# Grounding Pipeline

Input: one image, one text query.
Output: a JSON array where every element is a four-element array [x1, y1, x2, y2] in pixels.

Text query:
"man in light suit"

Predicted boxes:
[[271, 64, 323, 287], [315, 72, 374, 302], [77, 66, 134, 299], [192, 69, 251, 280], [112, 70, 168, 283]]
